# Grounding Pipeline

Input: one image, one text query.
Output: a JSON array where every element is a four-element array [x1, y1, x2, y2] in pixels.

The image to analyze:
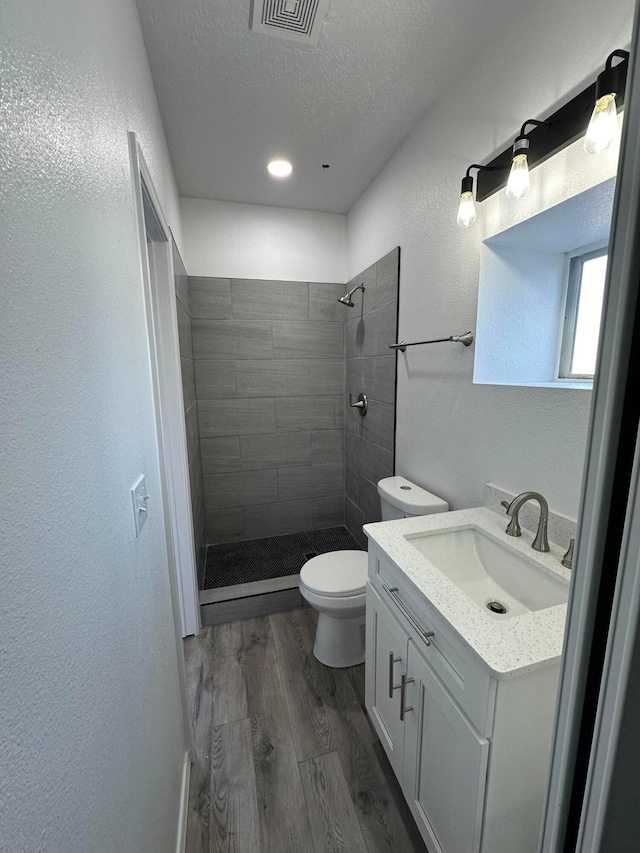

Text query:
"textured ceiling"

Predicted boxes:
[[136, 0, 516, 213]]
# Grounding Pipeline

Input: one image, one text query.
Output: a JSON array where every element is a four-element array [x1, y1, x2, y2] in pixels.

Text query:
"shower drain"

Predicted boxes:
[[486, 600, 508, 615]]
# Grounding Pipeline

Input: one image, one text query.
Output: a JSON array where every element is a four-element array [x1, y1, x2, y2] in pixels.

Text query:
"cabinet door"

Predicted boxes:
[[403, 641, 489, 853], [365, 585, 409, 776]]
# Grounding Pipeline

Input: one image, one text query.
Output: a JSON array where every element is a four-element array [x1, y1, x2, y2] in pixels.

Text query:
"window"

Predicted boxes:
[[473, 176, 614, 390], [559, 245, 608, 380]]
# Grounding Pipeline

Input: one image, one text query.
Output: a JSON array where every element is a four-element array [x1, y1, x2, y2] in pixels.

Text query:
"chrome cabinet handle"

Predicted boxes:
[[383, 583, 435, 647], [400, 672, 415, 721], [388, 652, 401, 698]]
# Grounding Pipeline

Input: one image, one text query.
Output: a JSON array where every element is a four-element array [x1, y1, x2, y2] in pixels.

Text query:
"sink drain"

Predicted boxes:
[[487, 600, 508, 614]]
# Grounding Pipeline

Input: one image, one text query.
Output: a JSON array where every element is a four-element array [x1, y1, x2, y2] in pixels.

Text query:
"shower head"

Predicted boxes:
[[337, 283, 365, 307]]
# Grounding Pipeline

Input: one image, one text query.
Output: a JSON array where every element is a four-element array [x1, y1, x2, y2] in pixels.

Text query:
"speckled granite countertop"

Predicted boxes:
[[364, 507, 571, 679]]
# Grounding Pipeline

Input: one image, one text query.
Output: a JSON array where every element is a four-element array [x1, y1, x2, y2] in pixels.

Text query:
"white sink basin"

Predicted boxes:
[[405, 525, 569, 618]]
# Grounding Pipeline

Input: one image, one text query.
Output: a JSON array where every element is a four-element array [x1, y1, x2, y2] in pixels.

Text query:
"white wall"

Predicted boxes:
[[475, 245, 567, 385], [181, 197, 347, 281], [475, 169, 617, 388], [347, 0, 634, 520], [1, 2, 188, 851]]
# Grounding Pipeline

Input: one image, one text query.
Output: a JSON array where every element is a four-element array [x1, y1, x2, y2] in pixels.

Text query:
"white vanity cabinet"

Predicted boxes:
[[365, 544, 561, 853], [402, 638, 489, 853], [366, 586, 409, 777]]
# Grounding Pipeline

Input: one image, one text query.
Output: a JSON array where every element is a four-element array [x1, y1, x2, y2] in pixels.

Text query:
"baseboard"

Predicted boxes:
[[175, 750, 191, 853]]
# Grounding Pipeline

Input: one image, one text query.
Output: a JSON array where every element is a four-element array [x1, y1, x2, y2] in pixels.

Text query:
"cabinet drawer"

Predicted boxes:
[[369, 551, 495, 737]]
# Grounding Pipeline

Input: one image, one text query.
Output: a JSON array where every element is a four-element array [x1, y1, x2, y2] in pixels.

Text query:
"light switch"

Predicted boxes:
[[131, 475, 150, 537]]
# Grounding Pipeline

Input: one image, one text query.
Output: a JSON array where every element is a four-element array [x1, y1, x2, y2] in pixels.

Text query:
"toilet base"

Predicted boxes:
[[313, 611, 365, 668]]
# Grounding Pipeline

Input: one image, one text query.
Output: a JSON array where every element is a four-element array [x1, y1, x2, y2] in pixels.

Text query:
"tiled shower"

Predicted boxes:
[[191, 277, 346, 545], [345, 248, 399, 547], [175, 248, 399, 592]]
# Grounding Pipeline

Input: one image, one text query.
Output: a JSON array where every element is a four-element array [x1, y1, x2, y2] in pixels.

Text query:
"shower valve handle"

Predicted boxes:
[[349, 393, 368, 416]]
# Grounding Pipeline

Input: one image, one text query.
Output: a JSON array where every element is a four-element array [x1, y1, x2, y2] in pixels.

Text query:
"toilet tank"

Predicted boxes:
[[377, 476, 449, 520]]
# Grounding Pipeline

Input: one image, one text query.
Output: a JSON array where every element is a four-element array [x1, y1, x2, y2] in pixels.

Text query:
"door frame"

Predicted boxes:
[[128, 131, 200, 639], [540, 7, 640, 848]]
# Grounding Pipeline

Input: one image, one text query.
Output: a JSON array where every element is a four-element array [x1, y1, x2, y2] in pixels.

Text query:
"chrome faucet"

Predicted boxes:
[[501, 492, 550, 553]]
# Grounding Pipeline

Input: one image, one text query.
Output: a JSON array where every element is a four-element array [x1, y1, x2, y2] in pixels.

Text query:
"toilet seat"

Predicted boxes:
[[300, 550, 367, 598]]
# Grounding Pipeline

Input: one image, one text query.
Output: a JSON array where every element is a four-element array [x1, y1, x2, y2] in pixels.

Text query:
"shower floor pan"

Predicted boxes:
[[201, 526, 362, 594]]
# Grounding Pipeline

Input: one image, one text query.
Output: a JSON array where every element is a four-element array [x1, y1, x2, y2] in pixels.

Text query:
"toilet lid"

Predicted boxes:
[[300, 550, 368, 597]]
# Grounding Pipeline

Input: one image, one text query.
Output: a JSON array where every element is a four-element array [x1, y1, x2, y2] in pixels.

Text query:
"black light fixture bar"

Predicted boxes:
[[464, 162, 499, 186], [476, 53, 629, 202], [515, 119, 550, 149]]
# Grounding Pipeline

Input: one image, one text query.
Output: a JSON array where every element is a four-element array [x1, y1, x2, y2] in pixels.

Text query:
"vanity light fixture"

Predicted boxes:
[[506, 120, 550, 200], [457, 164, 499, 228], [267, 158, 293, 178], [584, 49, 630, 154], [473, 48, 630, 202]]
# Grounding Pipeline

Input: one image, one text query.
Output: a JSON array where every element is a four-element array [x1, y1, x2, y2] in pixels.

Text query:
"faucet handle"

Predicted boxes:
[[349, 393, 368, 415], [562, 539, 575, 570], [501, 500, 510, 512]]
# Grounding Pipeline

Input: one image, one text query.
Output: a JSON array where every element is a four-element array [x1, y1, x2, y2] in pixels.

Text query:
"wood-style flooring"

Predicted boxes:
[[183, 608, 427, 853]]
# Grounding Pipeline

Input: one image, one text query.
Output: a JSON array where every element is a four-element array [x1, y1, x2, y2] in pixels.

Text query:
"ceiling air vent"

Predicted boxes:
[[251, 0, 331, 46]]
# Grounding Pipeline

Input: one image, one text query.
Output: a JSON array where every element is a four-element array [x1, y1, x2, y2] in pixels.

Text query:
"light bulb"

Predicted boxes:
[[457, 191, 476, 228], [584, 93, 618, 154], [506, 153, 530, 200]]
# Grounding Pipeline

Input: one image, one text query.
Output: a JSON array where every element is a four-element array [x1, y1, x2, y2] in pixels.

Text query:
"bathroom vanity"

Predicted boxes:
[[364, 508, 570, 853]]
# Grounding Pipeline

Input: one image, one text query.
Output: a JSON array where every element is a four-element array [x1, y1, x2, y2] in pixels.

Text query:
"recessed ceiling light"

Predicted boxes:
[[267, 159, 293, 178]]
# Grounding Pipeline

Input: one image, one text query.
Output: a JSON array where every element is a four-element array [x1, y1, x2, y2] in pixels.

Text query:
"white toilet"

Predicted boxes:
[[299, 476, 449, 668]]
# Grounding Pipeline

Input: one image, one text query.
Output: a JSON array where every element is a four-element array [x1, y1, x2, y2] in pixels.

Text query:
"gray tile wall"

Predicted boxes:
[[344, 248, 399, 548], [190, 277, 346, 544], [173, 241, 206, 587]]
